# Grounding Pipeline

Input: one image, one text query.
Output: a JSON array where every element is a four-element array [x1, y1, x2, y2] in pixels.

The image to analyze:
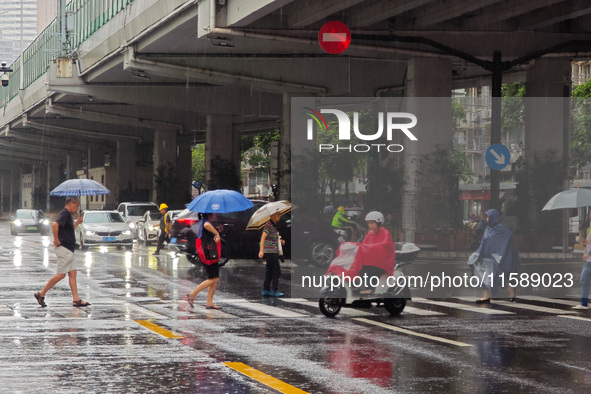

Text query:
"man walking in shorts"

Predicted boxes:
[[34, 197, 91, 308]]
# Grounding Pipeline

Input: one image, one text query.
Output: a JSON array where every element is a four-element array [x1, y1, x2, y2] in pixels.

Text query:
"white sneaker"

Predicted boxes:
[[572, 304, 589, 310]]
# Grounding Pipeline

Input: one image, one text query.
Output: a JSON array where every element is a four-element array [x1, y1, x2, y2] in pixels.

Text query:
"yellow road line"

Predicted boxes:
[[224, 362, 308, 394], [559, 315, 591, 322], [134, 320, 184, 339], [354, 318, 472, 347]]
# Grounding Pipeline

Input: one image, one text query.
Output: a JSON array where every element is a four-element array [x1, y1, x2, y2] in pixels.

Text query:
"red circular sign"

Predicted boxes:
[[318, 21, 351, 54]]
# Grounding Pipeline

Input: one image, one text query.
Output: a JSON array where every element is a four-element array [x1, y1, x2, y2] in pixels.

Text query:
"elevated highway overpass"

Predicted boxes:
[[0, 0, 589, 235]]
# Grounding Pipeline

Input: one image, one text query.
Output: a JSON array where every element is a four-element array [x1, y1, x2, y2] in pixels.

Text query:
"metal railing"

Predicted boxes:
[[1, 0, 135, 108]]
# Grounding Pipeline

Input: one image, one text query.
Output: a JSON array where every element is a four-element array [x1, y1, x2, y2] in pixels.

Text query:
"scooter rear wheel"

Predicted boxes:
[[384, 298, 406, 316], [319, 297, 344, 318]]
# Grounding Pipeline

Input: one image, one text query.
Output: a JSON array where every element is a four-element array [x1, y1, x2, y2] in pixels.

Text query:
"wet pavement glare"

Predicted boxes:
[[1, 225, 591, 393]]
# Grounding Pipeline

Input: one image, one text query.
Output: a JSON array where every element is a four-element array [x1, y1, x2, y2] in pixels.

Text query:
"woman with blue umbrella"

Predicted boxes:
[[185, 190, 253, 310]]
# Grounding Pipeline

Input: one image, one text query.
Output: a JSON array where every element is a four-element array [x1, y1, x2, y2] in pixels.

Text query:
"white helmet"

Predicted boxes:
[[365, 211, 384, 224]]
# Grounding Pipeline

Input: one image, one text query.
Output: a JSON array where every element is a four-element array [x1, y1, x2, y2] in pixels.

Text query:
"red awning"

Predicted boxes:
[[461, 190, 491, 200]]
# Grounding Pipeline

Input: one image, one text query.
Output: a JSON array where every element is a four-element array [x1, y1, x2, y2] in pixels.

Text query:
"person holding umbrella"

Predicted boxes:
[[248, 201, 291, 297], [34, 179, 110, 308], [187, 212, 223, 309], [574, 209, 591, 310], [184, 189, 254, 309], [34, 197, 91, 308]]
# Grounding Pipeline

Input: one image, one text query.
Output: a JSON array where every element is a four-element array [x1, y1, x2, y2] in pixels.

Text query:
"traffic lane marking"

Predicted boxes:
[[353, 318, 473, 347], [224, 362, 308, 394], [559, 315, 591, 322], [134, 319, 183, 338]]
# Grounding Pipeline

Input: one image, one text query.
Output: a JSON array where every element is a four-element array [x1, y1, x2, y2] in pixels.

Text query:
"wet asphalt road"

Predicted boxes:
[[1, 223, 590, 393]]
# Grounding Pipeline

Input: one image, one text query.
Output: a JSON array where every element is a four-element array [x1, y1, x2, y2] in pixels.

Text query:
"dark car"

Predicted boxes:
[[11, 209, 51, 235], [168, 201, 291, 259]]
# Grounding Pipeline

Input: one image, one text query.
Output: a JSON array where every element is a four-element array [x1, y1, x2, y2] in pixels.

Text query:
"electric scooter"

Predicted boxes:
[[318, 242, 420, 318]]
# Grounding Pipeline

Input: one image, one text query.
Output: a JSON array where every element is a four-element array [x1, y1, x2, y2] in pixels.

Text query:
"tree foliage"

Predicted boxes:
[[501, 82, 525, 132], [571, 79, 591, 171], [191, 144, 205, 182]]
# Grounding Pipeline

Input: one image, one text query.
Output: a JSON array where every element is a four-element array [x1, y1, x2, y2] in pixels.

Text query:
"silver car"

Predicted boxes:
[[11, 209, 51, 235], [76, 210, 133, 250], [137, 210, 162, 245]]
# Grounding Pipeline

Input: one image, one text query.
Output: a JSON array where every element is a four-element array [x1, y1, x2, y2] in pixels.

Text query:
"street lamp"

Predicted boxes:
[[0, 61, 13, 87]]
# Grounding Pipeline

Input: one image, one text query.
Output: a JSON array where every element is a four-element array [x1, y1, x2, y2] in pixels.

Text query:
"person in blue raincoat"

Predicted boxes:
[[468, 209, 519, 303]]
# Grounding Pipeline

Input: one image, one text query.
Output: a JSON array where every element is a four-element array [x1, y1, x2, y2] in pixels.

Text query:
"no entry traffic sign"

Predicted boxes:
[[318, 21, 351, 54]]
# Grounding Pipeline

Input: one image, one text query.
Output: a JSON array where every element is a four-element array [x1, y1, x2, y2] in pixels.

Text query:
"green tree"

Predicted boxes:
[[571, 79, 591, 171], [191, 144, 205, 182]]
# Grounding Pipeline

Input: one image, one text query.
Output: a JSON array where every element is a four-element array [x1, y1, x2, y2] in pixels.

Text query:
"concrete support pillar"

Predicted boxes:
[[279, 93, 291, 200], [204, 115, 240, 190], [117, 139, 137, 202], [66, 152, 83, 179], [88, 146, 104, 169], [177, 140, 192, 205], [524, 58, 571, 236], [525, 58, 571, 161], [152, 130, 180, 207], [402, 57, 453, 241]]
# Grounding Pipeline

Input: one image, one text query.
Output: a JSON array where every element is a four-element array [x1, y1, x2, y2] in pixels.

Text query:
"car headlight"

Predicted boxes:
[[85, 230, 95, 236], [14, 220, 22, 226], [42, 219, 49, 226], [122, 230, 131, 235], [148, 225, 155, 231], [128, 222, 136, 229]]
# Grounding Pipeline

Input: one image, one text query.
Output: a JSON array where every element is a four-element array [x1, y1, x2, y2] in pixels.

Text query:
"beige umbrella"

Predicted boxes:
[[246, 201, 293, 230]]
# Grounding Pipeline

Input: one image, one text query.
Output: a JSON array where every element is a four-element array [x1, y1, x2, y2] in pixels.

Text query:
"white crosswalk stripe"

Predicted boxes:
[[457, 297, 578, 315], [222, 299, 307, 318], [517, 296, 579, 306], [414, 298, 515, 315]]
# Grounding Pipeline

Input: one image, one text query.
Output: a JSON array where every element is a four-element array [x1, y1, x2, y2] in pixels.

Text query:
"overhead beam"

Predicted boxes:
[[397, 0, 504, 29], [288, 0, 363, 28], [45, 101, 182, 132], [226, 0, 295, 27], [6, 131, 103, 151], [519, 0, 591, 30], [123, 50, 327, 95], [24, 119, 143, 143], [0, 139, 81, 157], [463, 0, 565, 30], [347, 0, 434, 28]]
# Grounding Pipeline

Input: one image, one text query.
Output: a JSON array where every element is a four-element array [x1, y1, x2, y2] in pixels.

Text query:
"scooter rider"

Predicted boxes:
[[358, 211, 396, 294], [332, 206, 357, 241]]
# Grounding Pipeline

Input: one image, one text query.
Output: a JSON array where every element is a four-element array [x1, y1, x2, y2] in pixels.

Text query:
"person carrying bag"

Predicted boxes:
[[187, 213, 223, 309]]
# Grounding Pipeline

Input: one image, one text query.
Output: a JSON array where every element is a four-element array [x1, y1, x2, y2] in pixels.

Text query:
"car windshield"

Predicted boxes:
[[15, 210, 37, 219], [85, 212, 124, 223], [149, 212, 162, 220], [128, 205, 158, 216]]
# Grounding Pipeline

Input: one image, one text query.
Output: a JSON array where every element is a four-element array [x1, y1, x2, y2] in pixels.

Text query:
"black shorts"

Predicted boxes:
[[202, 261, 220, 279]]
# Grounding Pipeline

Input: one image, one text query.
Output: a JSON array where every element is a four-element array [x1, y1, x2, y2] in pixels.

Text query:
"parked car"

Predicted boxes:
[[136, 211, 162, 245], [116, 202, 159, 236], [11, 209, 51, 235], [76, 210, 133, 250]]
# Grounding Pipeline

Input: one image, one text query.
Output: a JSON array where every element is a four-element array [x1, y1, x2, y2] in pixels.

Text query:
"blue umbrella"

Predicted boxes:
[[187, 189, 253, 213], [50, 179, 110, 197]]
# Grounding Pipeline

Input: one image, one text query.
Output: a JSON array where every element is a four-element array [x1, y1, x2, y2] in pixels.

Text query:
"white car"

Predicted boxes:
[[117, 202, 159, 237], [76, 210, 134, 250], [137, 210, 162, 244]]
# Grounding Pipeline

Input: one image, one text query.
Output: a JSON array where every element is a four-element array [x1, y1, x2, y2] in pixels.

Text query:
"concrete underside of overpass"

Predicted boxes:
[[0, 0, 589, 236]]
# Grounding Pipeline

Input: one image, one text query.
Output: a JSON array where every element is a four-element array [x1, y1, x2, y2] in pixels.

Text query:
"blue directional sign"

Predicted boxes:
[[485, 143, 510, 170]]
